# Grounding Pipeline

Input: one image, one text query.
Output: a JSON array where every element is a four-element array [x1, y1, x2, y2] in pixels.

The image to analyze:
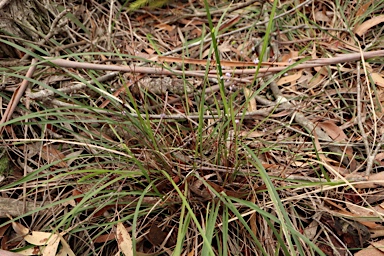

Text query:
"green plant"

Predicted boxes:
[[128, 0, 172, 10]]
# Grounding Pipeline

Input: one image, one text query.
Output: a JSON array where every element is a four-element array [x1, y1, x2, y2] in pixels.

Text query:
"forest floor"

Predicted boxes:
[[1, 0, 384, 255]]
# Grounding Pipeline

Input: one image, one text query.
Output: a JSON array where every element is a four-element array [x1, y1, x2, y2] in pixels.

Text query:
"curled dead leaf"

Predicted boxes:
[[277, 70, 303, 86], [371, 73, 384, 87], [354, 15, 384, 36], [116, 222, 133, 256], [11, 222, 29, 237]]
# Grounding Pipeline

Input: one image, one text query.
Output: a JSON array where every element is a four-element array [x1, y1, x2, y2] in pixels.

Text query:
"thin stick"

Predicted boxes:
[[40, 50, 384, 76], [0, 59, 37, 134]]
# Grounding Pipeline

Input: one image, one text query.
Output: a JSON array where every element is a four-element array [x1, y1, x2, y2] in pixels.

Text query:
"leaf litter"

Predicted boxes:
[[0, 0, 384, 255]]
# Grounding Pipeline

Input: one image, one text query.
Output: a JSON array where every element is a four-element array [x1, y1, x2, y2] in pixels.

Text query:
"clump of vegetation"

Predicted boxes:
[[1, 0, 384, 255]]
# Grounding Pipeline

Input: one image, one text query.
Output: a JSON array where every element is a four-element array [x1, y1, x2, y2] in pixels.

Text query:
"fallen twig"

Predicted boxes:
[[40, 50, 384, 76], [0, 59, 37, 134]]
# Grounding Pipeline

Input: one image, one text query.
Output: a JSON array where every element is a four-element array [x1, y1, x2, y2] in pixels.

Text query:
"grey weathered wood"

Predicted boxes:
[[0, 0, 49, 58], [0, 198, 47, 217]]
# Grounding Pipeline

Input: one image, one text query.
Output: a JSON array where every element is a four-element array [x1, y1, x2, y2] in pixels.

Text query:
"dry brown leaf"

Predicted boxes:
[[144, 48, 155, 55], [41, 234, 60, 256], [277, 70, 303, 85], [311, 43, 317, 60], [308, 73, 324, 87], [154, 23, 175, 32], [314, 11, 331, 22], [0, 250, 24, 256], [296, 71, 313, 87], [377, 204, 384, 214], [238, 130, 264, 138], [314, 66, 329, 76], [218, 15, 241, 32], [147, 225, 166, 247], [368, 172, 384, 185], [312, 131, 353, 175], [323, 40, 345, 51], [65, 149, 84, 166], [354, 172, 384, 189], [94, 232, 116, 243], [290, 161, 310, 167], [323, 162, 348, 177], [318, 120, 356, 169], [303, 220, 319, 240], [318, 120, 347, 141], [347, 203, 383, 218], [0, 223, 10, 244], [354, 15, 384, 36], [377, 89, 384, 114], [11, 222, 29, 237], [41, 145, 67, 168], [356, 0, 374, 17], [56, 248, 67, 256], [332, 209, 380, 229], [371, 229, 384, 239], [218, 41, 232, 52], [371, 73, 384, 87], [354, 245, 384, 256], [373, 205, 384, 215], [59, 233, 76, 256], [24, 231, 55, 245], [10, 247, 39, 256], [243, 88, 257, 112], [372, 240, 384, 253], [280, 51, 298, 62], [250, 195, 257, 237], [375, 152, 384, 165], [179, 18, 205, 26], [116, 222, 133, 256]]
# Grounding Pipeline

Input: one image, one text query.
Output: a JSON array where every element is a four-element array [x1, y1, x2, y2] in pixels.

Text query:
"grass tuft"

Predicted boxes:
[[0, 0, 383, 255]]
